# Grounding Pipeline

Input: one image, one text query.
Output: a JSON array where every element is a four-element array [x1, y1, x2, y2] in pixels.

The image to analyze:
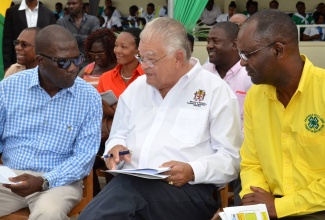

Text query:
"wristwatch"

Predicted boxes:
[[41, 177, 49, 191]]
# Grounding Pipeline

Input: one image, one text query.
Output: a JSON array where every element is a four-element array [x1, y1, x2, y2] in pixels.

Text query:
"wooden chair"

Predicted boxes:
[[219, 183, 235, 209], [0, 170, 93, 220]]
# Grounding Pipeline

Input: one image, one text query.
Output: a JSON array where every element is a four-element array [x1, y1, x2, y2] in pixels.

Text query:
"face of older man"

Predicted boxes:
[[138, 36, 181, 93]]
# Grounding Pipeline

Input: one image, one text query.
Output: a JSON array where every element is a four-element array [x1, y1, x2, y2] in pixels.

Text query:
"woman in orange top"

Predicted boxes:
[[94, 28, 144, 195], [79, 29, 117, 87]]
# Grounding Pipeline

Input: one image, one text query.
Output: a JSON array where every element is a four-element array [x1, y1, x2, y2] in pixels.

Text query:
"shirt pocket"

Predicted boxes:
[[297, 134, 325, 172], [170, 109, 207, 144], [43, 121, 79, 154]]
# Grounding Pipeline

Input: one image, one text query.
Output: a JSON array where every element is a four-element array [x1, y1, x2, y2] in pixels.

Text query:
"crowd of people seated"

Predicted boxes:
[[1, 1, 325, 219]]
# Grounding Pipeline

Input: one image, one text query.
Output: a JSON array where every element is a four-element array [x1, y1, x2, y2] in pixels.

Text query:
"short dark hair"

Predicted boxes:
[[246, 9, 298, 45], [55, 2, 63, 9], [269, 0, 279, 7], [212, 21, 239, 40], [147, 3, 155, 9], [229, 1, 236, 8], [296, 1, 305, 8], [122, 28, 142, 48]]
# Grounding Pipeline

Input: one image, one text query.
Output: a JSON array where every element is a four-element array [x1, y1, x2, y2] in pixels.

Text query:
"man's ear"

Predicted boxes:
[[175, 50, 184, 68], [36, 55, 44, 68], [232, 39, 238, 51], [274, 42, 285, 59]]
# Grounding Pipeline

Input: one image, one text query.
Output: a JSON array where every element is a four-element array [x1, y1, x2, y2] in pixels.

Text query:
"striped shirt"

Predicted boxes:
[[0, 67, 102, 187]]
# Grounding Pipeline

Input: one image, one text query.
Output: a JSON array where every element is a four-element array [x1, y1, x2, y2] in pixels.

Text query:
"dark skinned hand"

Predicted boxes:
[[160, 160, 194, 187], [3, 174, 43, 197], [241, 186, 278, 218]]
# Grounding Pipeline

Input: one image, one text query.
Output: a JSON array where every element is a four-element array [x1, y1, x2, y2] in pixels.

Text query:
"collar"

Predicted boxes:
[[264, 55, 312, 100], [19, 0, 39, 11], [178, 57, 202, 89], [68, 13, 87, 22]]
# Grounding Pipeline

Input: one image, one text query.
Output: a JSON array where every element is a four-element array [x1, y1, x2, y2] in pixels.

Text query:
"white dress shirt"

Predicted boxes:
[[19, 0, 39, 27], [105, 58, 241, 185]]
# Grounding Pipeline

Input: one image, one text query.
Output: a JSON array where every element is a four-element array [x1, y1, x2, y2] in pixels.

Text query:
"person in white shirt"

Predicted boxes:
[[142, 3, 155, 23], [303, 12, 325, 41], [198, 0, 222, 25], [78, 17, 242, 220], [102, 6, 122, 31], [100, 0, 121, 19], [216, 1, 237, 22]]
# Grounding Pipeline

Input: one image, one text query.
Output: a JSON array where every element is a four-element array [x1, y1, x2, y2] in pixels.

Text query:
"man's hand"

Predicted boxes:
[[3, 174, 43, 197], [105, 145, 131, 170], [160, 161, 194, 187], [241, 186, 277, 218]]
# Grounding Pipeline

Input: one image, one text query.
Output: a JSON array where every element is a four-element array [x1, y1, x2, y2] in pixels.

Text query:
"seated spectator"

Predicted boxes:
[[77, 17, 241, 220], [303, 12, 325, 41], [292, 1, 314, 36], [217, 1, 237, 22], [158, 0, 168, 17], [123, 5, 139, 28], [54, 2, 64, 18], [198, 0, 222, 25], [102, 6, 123, 31], [63, 7, 69, 16], [79, 28, 117, 87], [5, 27, 40, 78], [96, 28, 144, 192], [269, 0, 279, 9], [229, 13, 248, 27], [142, 3, 155, 23], [314, 3, 325, 20], [243, 0, 258, 17], [100, 0, 121, 19], [0, 24, 101, 219], [83, 2, 89, 14], [98, 15, 105, 27]]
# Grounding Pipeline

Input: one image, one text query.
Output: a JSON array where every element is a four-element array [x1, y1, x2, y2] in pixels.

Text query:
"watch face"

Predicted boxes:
[[42, 179, 49, 191]]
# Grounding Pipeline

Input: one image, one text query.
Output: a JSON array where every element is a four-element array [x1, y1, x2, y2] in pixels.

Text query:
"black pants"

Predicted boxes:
[[78, 174, 219, 220]]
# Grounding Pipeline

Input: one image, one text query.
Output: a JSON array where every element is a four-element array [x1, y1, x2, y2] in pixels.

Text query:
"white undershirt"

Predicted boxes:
[[19, 0, 39, 27]]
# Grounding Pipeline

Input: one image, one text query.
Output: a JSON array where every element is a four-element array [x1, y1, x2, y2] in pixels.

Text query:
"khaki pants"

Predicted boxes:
[[0, 170, 82, 220]]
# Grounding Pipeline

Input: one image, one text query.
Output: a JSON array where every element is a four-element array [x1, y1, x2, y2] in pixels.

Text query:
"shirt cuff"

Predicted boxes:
[[187, 160, 205, 184], [275, 195, 297, 218]]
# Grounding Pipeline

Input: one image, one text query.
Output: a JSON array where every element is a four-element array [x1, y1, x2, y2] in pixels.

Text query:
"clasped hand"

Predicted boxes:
[[241, 186, 278, 218], [3, 174, 43, 197]]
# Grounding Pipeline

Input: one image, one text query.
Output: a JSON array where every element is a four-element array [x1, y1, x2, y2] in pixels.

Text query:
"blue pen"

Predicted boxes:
[[102, 150, 131, 159]]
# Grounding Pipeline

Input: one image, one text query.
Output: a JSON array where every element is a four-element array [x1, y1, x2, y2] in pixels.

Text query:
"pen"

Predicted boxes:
[[101, 150, 131, 159]]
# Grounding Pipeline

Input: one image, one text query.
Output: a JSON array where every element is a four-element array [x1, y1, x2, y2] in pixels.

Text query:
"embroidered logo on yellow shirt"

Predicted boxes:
[[304, 114, 324, 133], [187, 89, 207, 107]]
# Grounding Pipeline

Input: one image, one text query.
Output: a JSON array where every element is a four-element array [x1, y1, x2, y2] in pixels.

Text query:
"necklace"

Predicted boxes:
[[121, 68, 132, 80]]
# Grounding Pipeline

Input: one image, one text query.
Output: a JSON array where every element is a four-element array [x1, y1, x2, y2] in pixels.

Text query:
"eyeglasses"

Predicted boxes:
[[134, 54, 167, 68], [40, 53, 85, 69], [238, 42, 276, 61], [13, 40, 34, 48], [88, 51, 106, 58]]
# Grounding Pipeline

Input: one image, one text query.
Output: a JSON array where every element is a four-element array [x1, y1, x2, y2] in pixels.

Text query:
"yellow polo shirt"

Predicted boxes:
[[240, 56, 325, 218]]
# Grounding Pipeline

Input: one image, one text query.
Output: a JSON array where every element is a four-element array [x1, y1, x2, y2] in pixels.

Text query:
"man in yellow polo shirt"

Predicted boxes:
[[237, 9, 325, 219]]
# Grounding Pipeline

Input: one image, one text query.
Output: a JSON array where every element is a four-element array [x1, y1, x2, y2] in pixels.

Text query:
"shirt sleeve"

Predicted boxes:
[[0, 88, 5, 154], [43, 94, 102, 187], [275, 179, 325, 217], [240, 90, 271, 198]]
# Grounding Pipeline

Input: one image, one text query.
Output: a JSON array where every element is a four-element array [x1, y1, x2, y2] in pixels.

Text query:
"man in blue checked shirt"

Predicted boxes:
[[0, 24, 102, 220]]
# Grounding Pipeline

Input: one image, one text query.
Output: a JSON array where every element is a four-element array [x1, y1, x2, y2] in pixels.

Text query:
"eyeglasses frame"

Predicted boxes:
[[134, 54, 167, 68], [39, 53, 85, 69]]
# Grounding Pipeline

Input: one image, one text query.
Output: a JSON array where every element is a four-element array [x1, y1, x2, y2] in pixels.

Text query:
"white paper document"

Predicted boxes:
[[104, 167, 171, 179], [219, 204, 270, 220], [100, 90, 118, 105], [0, 165, 19, 184]]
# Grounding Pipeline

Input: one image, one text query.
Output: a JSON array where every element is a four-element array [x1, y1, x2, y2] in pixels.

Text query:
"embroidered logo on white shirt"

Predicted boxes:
[[187, 89, 207, 107]]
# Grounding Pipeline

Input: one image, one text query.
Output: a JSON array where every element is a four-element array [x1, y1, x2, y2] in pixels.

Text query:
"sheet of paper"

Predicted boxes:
[[0, 165, 19, 184], [104, 167, 171, 179], [223, 204, 270, 220]]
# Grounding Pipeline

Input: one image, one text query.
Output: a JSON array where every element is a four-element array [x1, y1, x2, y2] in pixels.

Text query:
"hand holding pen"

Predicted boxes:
[[104, 145, 131, 170]]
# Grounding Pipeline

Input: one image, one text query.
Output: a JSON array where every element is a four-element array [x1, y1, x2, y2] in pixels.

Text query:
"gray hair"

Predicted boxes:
[[245, 9, 298, 45], [140, 17, 191, 60]]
